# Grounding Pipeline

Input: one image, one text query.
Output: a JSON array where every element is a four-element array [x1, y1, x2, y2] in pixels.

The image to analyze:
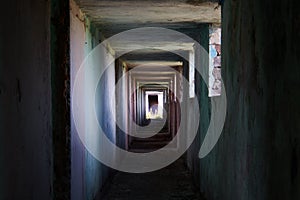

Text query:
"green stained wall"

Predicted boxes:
[[194, 0, 300, 199]]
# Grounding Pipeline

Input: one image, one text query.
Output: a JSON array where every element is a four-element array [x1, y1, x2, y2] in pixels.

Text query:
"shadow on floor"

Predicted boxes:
[[99, 155, 204, 200]]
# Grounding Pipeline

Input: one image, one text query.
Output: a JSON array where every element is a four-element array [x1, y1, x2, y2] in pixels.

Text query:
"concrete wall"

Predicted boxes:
[[115, 60, 128, 150], [192, 0, 300, 199], [186, 24, 209, 188], [70, 2, 86, 199], [51, 0, 71, 198], [70, 1, 116, 199], [0, 0, 53, 199]]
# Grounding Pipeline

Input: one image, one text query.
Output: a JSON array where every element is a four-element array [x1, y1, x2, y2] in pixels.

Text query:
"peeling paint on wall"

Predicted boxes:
[[209, 26, 222, 97]]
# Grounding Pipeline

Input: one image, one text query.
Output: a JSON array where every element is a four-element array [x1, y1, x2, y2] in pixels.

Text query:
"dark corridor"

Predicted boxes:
[[1, 0, 300, 200]]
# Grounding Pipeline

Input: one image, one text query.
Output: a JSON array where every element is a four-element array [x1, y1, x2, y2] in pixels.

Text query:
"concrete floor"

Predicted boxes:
[[101, 156, 203, 200]]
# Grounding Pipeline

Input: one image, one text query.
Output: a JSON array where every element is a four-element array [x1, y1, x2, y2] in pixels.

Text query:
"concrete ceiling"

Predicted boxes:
[[74, 0, 220, 58], [126, 61, 183, 68], [106, 27, 196, 54], [74, 0, 221, 26]]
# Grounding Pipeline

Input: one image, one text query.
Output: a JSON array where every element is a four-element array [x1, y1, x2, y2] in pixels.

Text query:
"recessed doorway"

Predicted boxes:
[[145, 91, 164, 119]]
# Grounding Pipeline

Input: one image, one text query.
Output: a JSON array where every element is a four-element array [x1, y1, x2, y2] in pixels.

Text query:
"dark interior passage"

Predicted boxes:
[[148, 95, 159, 117], [1, 0, 300, 200], [148, 95, 158, 109]]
